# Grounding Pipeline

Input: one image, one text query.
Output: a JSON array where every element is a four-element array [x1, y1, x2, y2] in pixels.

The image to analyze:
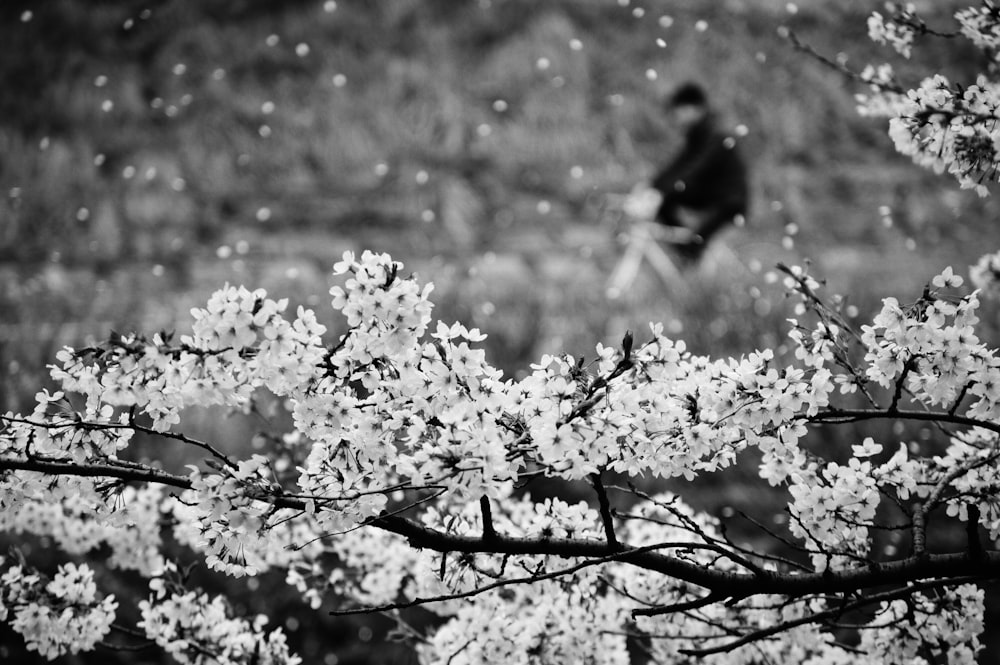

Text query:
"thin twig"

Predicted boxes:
[[780, 27, 905, 94], [678, 576, 982, 657]]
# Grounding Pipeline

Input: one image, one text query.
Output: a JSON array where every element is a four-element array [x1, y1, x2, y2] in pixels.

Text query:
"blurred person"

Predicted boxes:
[[644, 81, 749, 263]]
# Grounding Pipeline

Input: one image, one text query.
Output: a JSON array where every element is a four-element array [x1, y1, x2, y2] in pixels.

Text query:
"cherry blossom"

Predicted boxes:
[[855, 4, 1000, 194], [7, 6, 1000, 662], [2, 249, 999, 663]]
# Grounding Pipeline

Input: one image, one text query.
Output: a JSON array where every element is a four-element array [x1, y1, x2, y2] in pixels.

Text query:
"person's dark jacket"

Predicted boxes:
[[652, 113, 748, 231]]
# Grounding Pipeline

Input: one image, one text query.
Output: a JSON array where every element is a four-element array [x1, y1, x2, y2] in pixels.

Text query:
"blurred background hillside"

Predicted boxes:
[[2, 0, 1000, 663]]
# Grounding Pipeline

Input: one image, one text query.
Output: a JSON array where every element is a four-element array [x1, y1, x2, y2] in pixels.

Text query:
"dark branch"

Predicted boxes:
[[632, 590, 728, 617], [809, 407, 1000, 437], [780, 27, 905, 94], [889, 358, 915, 413], [678, 576, 983, 657], [479, 495, 497, 542], [590, 471, 619, 549], [1, 456, 193, 490], [2, 414, 236, 469], [968, 504, 983, 560], [4, 456, 1000, 609], [130, 421, 237, 469], [329, 541, 676, 617]]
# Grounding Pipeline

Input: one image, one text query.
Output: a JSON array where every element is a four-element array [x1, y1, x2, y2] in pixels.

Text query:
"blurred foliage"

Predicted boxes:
[[2, 0, 1000, 663]]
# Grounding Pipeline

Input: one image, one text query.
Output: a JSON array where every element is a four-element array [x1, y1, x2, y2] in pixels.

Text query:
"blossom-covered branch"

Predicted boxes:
[[3, 244, 1000, 663], [787, 1, 1000, 195]]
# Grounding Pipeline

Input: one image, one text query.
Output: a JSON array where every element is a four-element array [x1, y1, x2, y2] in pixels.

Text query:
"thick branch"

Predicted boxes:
[[479, 495, 497, 542], [4, 456, 1000, 604], [329, 540, 672, 616], [1, 456, 193, 491], [372, 508, 1000, 600]]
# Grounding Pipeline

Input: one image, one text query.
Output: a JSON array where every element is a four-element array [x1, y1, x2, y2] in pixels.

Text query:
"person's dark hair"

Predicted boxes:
[[667, 82, 707, 109]]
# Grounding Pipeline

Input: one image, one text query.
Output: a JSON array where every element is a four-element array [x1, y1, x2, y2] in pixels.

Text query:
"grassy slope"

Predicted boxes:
[[2, 1, 993, 387]]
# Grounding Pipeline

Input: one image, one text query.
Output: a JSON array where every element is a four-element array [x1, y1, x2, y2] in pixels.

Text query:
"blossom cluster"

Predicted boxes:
[[2, 249, 1000, 663], [0, 483, 166, 576], [48, 283, 328, 432], [139, 563, 300, 665], [0, 558, 117, 660], [857, 4, 1000, 194], [3, 5, 1000, 665], [859, 584, 985, 665], [169, 456, 320, 577], [934, 429, 1000, 540], [861, 285, 991, 410], [867, 3, 920, 58], [970, 248, 1000, 297], [956, 2, 1000, 57]]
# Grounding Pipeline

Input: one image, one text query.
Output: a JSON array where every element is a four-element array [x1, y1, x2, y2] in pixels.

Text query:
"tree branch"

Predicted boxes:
[[0, 456, 193, 490], [912, 446, 1000, 556], [1, 414, 237, 469], [4, 456, 1000, 607], [678, 576, 982, 657], [479, 495, 497, 543], [632, 590, 729, 618], [889, 358, 915, 413], [780, 27, 905, 94], [590, 470, 619, 549], [329, 540, 677, 616], [809, 407, 1000, 437]]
